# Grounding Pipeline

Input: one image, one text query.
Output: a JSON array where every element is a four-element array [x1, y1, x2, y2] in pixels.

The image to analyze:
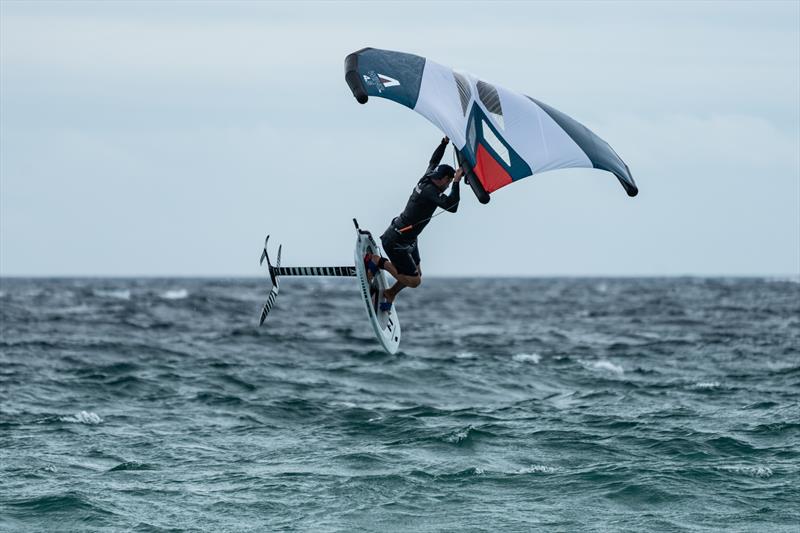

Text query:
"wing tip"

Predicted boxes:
[[616, 170, 638, 197], [345, 51, 369, 104]]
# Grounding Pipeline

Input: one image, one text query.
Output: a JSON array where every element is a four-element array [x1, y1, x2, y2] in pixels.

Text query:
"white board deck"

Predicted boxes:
[[354, 230, 401, 354]]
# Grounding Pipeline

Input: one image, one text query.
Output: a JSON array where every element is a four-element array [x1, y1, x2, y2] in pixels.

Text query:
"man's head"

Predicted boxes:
[[426, 164, 455, 190]]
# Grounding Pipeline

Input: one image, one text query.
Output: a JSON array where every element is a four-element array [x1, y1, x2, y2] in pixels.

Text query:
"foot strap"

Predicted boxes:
[[364, 254, 379, 274], [377, 257, 387, 270]]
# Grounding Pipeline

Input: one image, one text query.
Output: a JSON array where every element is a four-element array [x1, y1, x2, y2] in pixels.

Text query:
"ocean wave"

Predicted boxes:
[[195, 392, 247, 406], [108, 461, 154, 472], [766, 363, 800, 376], [442, 425, 497, 446], [512, 353, 541, 364], [692, 381, 722, 390], [53, 304, 93, 315], [584, 359, 625, 374], [59, 411, 102, 425], [435, 464, 558, 479], [750, 421, 800, 435], [716, 465, 773, 478], [440, 467, 485, 477], [37, 464, 58, 474], [514, 464, 558, 474], [7, 492, 99, 513], [706, 436, 758, 455], [764, 276, 800, 284], [742, 401, 780, 410], [160, 289, 189, 300], [604, 483, 682, 505], [445, 426, 474, 444], [92, 289, 131, 300]]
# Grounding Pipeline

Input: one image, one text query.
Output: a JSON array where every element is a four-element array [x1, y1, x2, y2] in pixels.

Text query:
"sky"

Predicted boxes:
[[1, 1, 798, 277]]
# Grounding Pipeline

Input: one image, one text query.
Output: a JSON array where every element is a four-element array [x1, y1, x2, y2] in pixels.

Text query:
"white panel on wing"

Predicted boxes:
[[491, 113, 505, 130], [482, 121, 511, 166], [497, 86, 592, 175], [413, 60, 468, 149]]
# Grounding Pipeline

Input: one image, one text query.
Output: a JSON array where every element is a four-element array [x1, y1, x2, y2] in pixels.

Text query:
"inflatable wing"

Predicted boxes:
[[345, 48, 638, 203]]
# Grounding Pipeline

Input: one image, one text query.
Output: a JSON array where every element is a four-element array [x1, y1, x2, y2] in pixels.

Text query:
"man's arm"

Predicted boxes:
[[426, 137, 450, 173], [440, 167, 464, 213], [421, 180, 460, 213]]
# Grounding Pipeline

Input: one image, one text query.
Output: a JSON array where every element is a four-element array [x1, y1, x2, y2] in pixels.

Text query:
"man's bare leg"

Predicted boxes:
[[365, 255, 420, 302], [384, 281, 404, 303], [384, 263, 420, 303]]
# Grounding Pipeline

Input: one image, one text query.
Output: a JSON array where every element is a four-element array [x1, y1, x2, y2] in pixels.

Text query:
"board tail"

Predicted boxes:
[[259, 236, 282, 325]]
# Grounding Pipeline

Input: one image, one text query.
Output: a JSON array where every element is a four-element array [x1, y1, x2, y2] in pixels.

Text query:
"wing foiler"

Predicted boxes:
[[344, 47, 638, 203]]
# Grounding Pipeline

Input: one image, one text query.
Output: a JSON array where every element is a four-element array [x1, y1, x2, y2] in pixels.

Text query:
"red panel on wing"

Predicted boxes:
[[474, 143, 513, 193]]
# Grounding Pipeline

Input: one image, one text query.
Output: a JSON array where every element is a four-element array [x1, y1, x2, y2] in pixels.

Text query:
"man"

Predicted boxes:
[[365, 136, 463, 311]]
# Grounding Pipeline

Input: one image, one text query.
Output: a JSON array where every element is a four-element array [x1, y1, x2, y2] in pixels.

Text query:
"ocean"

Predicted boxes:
[[1, 277, 798, 532]]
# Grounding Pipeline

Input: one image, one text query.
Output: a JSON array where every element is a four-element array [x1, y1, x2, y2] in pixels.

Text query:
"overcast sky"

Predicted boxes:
[[1, 1, 798, 277]]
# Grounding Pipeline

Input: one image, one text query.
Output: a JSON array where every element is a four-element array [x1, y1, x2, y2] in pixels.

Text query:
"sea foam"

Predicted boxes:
[[588, 360, 625, 374], [513, 353, 541, 364], [692, 381, 722, 390], [717, 465, 773, 478], [515, 465, 558, 474], [93, 289, 131, 300], [161, 289, 189, 300], [59, 411, 103, 424]]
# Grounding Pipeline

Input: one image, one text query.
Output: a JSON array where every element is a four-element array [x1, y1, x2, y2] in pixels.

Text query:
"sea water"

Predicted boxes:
[[1, 277, 798, 531]]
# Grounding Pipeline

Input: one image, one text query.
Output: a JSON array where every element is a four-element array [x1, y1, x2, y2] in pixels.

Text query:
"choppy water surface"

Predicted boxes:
[[1, 277, 798, 531]]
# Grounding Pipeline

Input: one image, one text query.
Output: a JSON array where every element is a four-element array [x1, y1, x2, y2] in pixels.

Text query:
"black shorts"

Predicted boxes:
[[380, 228, 421, 277]]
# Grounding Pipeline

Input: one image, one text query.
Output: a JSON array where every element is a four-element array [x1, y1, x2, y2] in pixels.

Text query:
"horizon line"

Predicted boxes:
[[1, 273, 799, 280]]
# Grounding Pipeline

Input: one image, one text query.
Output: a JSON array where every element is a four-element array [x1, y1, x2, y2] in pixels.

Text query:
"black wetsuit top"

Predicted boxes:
[[391, 140, 460, 241]]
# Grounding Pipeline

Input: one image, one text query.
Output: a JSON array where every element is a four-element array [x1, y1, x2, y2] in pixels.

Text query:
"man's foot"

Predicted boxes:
[[379, 289, 396, 312], [364, 253, 379, 281]]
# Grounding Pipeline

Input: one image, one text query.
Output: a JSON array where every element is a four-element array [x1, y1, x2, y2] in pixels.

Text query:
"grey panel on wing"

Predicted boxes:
[[453, 72, 472, 115], [477, 80, 502, 116], [477, 80, 504, 129], [527, 97, 638, 197]]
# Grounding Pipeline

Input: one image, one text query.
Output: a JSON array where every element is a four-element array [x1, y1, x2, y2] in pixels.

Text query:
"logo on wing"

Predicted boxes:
[[362, 71, 401, 93], [377, 74, 400, 88]]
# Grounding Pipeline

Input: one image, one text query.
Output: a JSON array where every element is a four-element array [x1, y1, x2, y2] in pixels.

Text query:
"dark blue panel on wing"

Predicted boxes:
[[354, 48, 426, 110], [528, 97, 638, 197]]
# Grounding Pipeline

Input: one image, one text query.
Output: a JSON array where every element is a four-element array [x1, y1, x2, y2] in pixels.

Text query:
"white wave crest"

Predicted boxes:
[[515, 464, 557, 474], [161, 289, 188, 300], [717, 465, 773, 478], [446, 426, 472, 443], [764, 276, 799, 283], [456, 351, 478, 359], [57, 305, 92, 315], [589, 360, 624, 374], [513, 353, 541, 364], [93, 289, 130, 300], [60, 411, 103, 424], [693, 381, 721, 389]]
